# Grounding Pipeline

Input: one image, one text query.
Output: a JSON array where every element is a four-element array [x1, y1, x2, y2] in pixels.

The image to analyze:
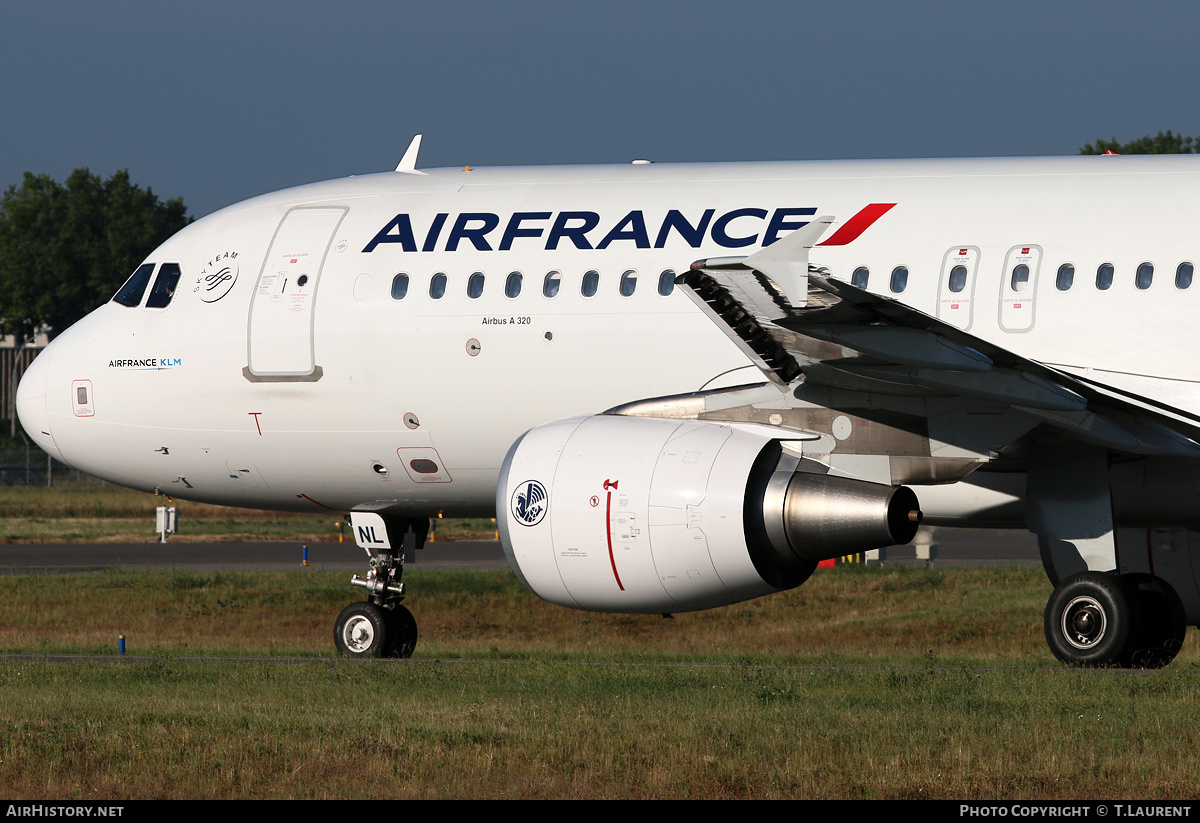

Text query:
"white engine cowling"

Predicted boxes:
[[497, 415, 920, 614]]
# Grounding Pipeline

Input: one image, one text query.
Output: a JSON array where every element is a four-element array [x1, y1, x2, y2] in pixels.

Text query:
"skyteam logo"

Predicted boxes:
[[511, 480, 548, 527], [194, 250, 240, 303]]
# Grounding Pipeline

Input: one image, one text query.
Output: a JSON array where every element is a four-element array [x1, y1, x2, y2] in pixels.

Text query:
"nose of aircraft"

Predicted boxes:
[[16, 347, 65, 463]]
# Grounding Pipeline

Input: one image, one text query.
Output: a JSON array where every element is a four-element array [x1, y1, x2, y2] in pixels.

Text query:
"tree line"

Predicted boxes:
[[1079, 130, 1200, 155], [0, 169, 189, 344]]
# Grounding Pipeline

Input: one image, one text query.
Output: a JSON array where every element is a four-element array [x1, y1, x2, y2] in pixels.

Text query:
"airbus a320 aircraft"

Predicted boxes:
[[17, 136, 1200, 666]]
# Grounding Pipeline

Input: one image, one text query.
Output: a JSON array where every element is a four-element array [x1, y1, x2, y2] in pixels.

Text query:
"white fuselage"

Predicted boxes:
[[18, 155, 1200, 518]]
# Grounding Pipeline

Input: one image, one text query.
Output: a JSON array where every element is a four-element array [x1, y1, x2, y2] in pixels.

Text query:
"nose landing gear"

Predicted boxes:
[[334, 514, 427, 659]]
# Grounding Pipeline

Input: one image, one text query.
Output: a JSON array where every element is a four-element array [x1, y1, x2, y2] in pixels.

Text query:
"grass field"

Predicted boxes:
[[0, 566, 1197, 799], [0, 482, 496, 543], [1, 482, 1197, 799]]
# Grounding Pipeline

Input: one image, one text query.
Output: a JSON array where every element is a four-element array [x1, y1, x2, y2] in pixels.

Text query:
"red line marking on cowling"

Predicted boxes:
[[249, 412, 263, 435], [297, 493, 336, 511], [816, 203, 896, 246], [605, 490, 625, 591]]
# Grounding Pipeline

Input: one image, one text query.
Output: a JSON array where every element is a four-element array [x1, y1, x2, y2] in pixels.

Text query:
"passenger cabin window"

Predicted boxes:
[[505, 271, 523, 298], [1177, 262, 1194, 289], [429, 272, 446, 299], [543, 271, 561, 298], [851, 267, 870, 289], [390, 273, 410, 300], [113, 263, 156, 307], [947, 265, 967, 293], [145, 263, 182, 308], [658, 270, 676, 296], [619, 270, 637, 297], [1010, 264, 1030, 293], [890, 266, 908, 294], [1096, 263, 1114, 290], [467, 272, 485, 299], [1056, 264, 1075, 291], [1136, 262, 1154, 290], [581, 270, 599, 297]]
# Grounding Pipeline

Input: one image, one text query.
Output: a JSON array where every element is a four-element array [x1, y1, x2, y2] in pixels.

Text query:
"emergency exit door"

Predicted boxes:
[[937, 246, 980, 330], [999, 244, 1042, 333]]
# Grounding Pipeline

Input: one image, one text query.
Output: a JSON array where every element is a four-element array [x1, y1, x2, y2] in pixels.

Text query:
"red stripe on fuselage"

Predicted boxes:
[[816, 203, 896, 246]]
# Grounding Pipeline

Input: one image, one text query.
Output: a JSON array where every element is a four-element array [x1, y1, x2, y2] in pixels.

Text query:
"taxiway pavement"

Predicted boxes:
[[0, 528, 1041, 574]]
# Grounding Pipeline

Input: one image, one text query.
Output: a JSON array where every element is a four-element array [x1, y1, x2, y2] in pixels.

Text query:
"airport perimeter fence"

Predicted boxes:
[[0, 445, 94, 486]]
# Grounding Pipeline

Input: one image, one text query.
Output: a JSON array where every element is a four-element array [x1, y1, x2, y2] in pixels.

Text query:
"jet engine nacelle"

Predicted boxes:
[[497, 415, 921, 614]]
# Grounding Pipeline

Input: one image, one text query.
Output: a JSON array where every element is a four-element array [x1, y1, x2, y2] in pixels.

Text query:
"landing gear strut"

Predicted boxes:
[[1044, 572, 1185, 668], [333, 515, 426, 658]]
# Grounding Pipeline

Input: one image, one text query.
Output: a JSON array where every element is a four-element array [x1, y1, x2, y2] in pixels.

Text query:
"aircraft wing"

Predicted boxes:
[[679, 243, 1200, 460]]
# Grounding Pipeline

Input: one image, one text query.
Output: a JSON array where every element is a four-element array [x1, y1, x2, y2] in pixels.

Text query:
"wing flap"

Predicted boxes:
[[680, 244, 1200, 459]]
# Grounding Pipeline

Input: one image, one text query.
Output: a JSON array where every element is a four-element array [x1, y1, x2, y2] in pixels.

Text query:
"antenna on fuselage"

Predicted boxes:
[[395, 134, 427, 175]]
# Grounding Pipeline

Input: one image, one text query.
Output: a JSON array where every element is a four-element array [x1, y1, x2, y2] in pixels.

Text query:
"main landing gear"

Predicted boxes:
[[1044, 572, 1186, 668], [333, 515, 426, 659]]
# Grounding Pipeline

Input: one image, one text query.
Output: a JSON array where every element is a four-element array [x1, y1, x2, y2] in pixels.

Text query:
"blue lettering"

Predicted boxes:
[[711, 208, 768, 248], [446, 212, 500, 251], [358, 525, 385, 545], [654, 209, 714, 249], [422, 213, 448, 252], [597, 210, 650, 249], [500, 212, 551, 251], [546, 211, 599, 249], [363, 207, 820, 253], [362, 214, 417, 253], [763, 208, 816, 246]]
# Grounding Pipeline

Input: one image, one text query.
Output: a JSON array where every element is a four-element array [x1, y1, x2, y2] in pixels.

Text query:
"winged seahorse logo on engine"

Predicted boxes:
[[511, 479, 548, 526]]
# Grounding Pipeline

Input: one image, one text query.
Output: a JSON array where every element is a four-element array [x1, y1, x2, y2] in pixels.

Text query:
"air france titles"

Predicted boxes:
[[362, 208, 818, 253], [108, 358, 181, 370]]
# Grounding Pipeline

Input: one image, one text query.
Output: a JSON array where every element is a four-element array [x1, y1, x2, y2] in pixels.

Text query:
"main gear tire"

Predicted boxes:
[[1044, 572, 1136, 667], [1123, 574, 1186, 669]]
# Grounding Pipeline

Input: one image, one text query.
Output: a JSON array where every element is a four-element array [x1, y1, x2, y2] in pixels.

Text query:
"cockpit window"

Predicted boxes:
[[145, 263, 182, 308], [113, 263, 156, 307]]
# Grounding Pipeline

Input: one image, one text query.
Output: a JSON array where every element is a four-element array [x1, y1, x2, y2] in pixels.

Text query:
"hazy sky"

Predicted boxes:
[[4, 1, 1199, 217]]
